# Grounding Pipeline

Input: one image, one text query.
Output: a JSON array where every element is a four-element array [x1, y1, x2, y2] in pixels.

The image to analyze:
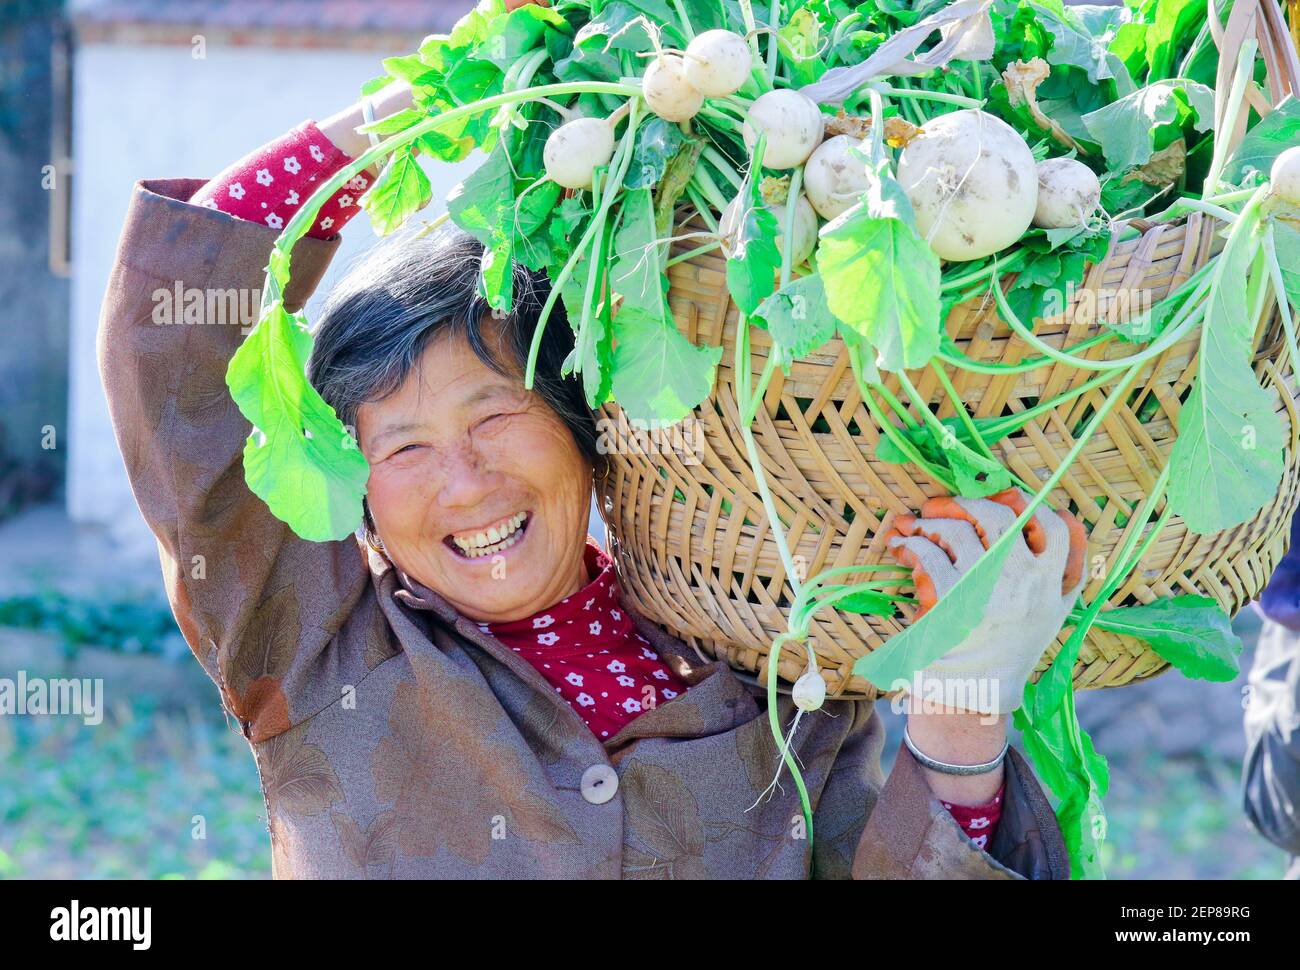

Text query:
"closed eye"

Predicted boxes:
[[475, 412, 514, 431]]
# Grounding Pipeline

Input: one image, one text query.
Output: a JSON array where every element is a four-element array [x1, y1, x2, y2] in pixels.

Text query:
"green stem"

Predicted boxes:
[[737, 0, 764, 65], [990, 270, 1208, 372], [735, 314, 804, 594], [929, 362, 997, 461], [979, 367, 1120, 439], [941, 249, 1028, 292], [765, 0, 781, 85], [691, 164, 732, 212], [259, 80, 640, 309], [1046, 464, 1173, 716], [526, 103, 643, 388], [701, 145, 744, 190], [780, 166, 803, 289], [1170, 198, 1241, 224], [686, 185, 721, 232], [764, 633, 815, 844], [665, 240, 722, 266], [671, 0, 696, 40], [869, 82, 983, 110], [1264, 225, 1300, 375], [1203, 38, 1258, 198]]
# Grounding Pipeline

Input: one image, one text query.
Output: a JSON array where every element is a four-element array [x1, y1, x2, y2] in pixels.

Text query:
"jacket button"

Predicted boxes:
[[580, 764, 618, 805]]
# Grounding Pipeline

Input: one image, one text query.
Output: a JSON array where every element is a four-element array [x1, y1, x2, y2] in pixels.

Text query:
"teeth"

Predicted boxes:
[[451, 513, 528, 557]]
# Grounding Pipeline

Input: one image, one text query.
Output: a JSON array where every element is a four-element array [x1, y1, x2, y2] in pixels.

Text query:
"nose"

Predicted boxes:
[[435, 443, 503, 511]]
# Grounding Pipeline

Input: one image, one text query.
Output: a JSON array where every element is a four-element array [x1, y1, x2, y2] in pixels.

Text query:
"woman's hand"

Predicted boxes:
[[886, 488, 1087, 802], [886, 486, 1087, 715]]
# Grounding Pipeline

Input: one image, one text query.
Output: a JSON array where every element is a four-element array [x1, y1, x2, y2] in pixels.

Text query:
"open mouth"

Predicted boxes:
[[444, 511, 531, 560]]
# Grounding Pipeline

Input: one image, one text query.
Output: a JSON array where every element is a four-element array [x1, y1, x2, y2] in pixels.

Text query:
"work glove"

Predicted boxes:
[[884, 487, 1088, 716]]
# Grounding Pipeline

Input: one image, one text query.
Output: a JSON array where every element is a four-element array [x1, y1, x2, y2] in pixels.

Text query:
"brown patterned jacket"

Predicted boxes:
[[98, 177, 1070, 879]]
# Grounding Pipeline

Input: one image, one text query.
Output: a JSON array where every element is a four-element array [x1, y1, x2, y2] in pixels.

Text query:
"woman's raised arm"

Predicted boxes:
[[97, 87, 411, 744]]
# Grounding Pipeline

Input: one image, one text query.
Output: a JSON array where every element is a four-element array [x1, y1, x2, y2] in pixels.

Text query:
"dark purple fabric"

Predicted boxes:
[[1257, 510, 1300, 629]]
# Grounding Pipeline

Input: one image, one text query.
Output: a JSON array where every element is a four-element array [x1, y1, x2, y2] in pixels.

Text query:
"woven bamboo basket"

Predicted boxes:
[[598, 0, 1300, 699]]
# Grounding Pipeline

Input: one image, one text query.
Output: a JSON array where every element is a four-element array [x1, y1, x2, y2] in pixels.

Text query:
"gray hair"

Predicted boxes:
[[307, 223, 600, 466]]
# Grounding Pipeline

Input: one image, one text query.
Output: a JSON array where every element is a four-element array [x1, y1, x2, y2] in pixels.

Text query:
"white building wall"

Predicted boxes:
[[69, 41, 481, 553]]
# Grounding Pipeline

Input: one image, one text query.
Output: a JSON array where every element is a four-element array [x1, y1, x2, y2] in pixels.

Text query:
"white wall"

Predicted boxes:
[[70, 41, 481, 553]]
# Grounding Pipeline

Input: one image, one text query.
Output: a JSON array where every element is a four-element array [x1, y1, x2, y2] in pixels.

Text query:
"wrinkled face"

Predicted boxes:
[[356, 324, 593, 623]]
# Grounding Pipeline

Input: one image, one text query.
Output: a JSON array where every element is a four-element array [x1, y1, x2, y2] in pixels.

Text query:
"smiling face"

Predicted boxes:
[[356, 324, 594, 624]]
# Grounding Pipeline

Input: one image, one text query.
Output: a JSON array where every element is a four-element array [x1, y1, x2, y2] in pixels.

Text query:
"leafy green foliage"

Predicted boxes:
[[362, 146, 433, 236], [753, 274, 837, 373], [1168, 201, 1285, 534], [1089, 595, 1242, 682], [724, 171, 783, 316], [226, 302, 369, 542], [609, 188, 721, 422], [874, 415, 1013, 498], [1081, 79, 1213, 173], [819, 166, 940, 371], [1225, 95, 1300, 187]]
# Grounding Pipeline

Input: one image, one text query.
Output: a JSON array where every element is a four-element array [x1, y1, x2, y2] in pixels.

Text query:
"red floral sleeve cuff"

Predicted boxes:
[[188, 120, 372, 240], [941, 782, 1005, 851]]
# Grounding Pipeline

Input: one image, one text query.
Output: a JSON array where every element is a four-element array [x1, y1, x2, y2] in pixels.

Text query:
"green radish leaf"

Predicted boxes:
[[944, 439, 1013, 498], [609, 188, 663, 317], [753, 275, 837, 373], [1224, 95, 1300, 185], [478, 3, 570, 71], [725, 175, 783, 316], [226, 302, 369, 542], [609, 192, 720, 421], [446, 142, 515, 246], [1015, 685, 1109, 880], [610, 308, 722, 424], [873, 416, 1012, 499], [1088, 595, 1242, 682], [477, 229, 514, 314], [1081, 79, 1213, 172], [381, 55, 440, 88], [1168, 205, 1285, 534], [415, 128, 476, 163], [833, 589, 895, 616], [361, 146, 433, 237], [624, 117, 688, 190], [1030, 0, 1135, 94], [819, 166, 941, 371], [779, 8, 826, 86], [512, 178, 562, 272], [1142, 0, 1202, 81]]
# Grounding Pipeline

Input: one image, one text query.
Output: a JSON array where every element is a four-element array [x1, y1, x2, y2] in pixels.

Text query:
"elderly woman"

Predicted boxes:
[[99, 81, 1080, 879]]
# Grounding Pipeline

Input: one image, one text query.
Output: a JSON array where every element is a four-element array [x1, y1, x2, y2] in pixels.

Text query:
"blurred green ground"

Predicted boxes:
[[0, 578, 1294, 879]]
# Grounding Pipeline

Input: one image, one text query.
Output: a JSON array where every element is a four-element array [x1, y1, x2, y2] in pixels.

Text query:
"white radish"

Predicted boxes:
[[803, 134, 871, 220], [643, 54, 704, 122], [896, 109, 1038, 261], [684, 29, 753, 98], [1270, 145, 1300, 205], [1033, 157, 1101, 229], [792, 666, 826, 712], [543, 117, 616, 190], [719, 192, 818, 267], [743, 89, 824, 170]]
